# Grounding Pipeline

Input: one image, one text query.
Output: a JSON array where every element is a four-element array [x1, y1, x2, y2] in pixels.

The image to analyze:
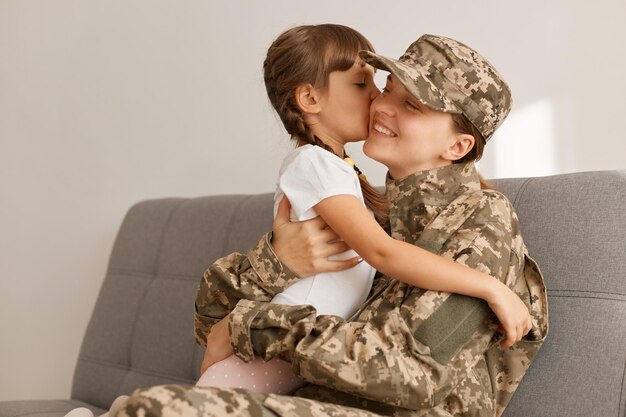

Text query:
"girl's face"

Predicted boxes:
[[313, 58, 379, 153], [363, 74, 458, 179]]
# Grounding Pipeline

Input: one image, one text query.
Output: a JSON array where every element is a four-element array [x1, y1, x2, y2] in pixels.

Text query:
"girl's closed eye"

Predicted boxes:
[[354, 78, 368, 89]]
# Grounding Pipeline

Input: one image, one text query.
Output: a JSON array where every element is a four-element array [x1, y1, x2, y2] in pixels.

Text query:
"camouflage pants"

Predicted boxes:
[[115, 384, 386, 417]]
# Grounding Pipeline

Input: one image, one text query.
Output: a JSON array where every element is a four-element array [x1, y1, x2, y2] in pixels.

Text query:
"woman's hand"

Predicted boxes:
[[271, 197, 361, 277], [487, 282, 533, 349], [200, 316, 233, 375]]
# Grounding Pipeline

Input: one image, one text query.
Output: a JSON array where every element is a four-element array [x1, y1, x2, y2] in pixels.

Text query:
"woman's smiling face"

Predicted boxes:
[[363, 74, 458, 179]]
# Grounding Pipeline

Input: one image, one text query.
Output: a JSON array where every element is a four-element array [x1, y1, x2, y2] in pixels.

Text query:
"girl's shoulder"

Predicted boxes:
[[290, 144, 342, 161], [280, 145, 353, 175]]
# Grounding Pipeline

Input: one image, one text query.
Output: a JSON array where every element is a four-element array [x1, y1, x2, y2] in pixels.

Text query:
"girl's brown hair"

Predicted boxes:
[[451, 113, 492, 189], [263, 24, 389, 223]]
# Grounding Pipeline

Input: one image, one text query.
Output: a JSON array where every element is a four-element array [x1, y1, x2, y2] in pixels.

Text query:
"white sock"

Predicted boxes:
[[103, 395, 130, 417], [64, 408, 94, 417]]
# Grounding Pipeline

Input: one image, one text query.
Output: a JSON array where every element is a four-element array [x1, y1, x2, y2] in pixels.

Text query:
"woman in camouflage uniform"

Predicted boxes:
[[118, 34, 548, 417]]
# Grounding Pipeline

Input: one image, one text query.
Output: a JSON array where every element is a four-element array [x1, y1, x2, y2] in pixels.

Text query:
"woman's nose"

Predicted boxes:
[[371, 92, 393, 116]]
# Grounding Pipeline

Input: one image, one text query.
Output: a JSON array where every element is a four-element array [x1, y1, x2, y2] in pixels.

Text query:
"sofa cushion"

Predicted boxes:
[[493, 171, 626, 417]]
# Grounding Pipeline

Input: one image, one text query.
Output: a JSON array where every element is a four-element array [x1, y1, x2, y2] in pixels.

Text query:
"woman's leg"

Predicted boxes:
[[117, 385, 383, 417], [116, 385, 275, 417]]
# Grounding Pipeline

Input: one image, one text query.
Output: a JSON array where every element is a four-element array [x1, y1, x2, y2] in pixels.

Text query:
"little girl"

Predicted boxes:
[[195, 24, 530, 395]]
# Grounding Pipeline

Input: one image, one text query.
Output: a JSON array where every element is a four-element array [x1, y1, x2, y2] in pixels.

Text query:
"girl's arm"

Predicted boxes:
[[315, 194, 531, 348]]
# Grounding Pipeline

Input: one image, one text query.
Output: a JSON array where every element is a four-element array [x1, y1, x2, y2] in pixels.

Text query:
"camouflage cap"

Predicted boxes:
[[360, 34, 512, 141]]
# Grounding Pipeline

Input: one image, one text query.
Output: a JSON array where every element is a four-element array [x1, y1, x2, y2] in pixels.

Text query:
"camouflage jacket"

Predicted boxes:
[[194, 162, 548, 417]]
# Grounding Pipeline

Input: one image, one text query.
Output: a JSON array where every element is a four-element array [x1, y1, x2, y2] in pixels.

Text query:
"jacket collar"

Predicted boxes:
[[385, 162, 481, 238]]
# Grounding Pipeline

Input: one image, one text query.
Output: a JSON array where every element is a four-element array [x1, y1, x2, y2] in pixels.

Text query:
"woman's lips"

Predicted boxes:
[[371, 119, 397, 137]]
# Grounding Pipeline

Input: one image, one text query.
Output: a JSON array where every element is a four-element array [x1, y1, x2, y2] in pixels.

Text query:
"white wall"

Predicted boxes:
[[1, 0, 624, 401]]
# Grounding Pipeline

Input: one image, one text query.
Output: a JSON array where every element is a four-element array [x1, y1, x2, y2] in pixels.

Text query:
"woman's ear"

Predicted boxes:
[[294, 83, 323, 114], [444, 133, 475, 161]]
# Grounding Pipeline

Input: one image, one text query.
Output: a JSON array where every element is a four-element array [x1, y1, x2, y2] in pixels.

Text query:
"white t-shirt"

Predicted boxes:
[[271, 145, 375, 319]]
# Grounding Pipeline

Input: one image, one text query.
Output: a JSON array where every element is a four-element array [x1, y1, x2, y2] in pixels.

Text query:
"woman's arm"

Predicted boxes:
[[194, 198, 359, 347], [314, 194, 530, 346], [271, 197, 361, 277], [228, 299, 484, 410], [194, 234, 288, 347]]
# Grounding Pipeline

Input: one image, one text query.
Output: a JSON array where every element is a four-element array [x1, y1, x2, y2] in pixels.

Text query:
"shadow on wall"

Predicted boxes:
[[479, 99, 556, 179]]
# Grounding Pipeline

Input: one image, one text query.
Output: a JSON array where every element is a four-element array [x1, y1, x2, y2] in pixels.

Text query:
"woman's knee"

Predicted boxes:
[[115, 385, 270, 417]]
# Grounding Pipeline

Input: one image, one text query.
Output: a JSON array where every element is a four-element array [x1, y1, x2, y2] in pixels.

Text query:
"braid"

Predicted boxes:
[[284, 104, 336, 154], [345, 155, 389, 225]]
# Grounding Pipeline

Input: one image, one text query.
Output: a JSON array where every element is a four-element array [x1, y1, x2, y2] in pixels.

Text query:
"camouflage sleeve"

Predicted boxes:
[[227, 193, 516, 410], [436, 191, 518, 287], [194, 232, 301, 347]]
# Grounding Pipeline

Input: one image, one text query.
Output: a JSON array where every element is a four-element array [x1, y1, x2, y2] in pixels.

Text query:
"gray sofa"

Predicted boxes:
[[1, 170, 625, 417]]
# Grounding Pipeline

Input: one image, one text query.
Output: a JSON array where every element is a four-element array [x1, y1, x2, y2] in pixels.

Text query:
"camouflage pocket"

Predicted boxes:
[[414, 294, 491, 364]]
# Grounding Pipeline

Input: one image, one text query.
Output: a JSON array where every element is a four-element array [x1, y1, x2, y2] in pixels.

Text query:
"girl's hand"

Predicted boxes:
[[200, 316, 233, 375], [487, 282, 532, 349], [271, 197, 361, 277]]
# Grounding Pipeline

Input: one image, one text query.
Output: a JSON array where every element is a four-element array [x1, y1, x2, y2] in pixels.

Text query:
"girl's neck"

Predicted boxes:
[[296, 137, 345, 158], [325, 139, 345, 157], [310, 124, 346, 157]]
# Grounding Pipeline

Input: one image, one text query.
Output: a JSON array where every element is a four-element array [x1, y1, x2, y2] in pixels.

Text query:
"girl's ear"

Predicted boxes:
[[295, 83, 323, 114], [444, 133, 475, 161]]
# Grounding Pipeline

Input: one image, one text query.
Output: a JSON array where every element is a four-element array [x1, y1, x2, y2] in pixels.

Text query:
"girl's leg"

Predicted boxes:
[[196, 354, 305, 395]]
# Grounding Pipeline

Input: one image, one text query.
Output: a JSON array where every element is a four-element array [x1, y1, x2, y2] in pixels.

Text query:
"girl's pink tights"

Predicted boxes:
[[196, 354, 305, 395]]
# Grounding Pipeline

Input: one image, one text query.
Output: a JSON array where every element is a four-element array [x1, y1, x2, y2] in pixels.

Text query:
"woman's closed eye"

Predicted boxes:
[[405, 100, 420, 111]]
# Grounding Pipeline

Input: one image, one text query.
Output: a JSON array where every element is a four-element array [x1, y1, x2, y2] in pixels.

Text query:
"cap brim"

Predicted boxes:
[[359, 50, 462, 115]]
